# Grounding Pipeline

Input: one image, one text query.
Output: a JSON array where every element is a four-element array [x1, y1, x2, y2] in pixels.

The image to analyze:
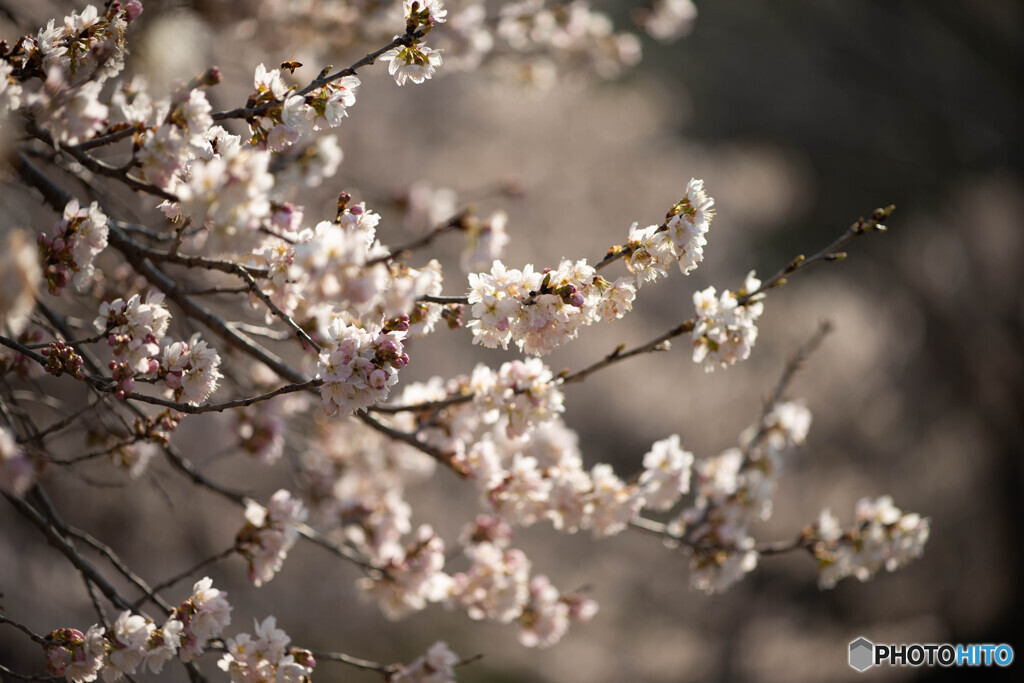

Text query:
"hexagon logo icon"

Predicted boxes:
[[849, 637, 875, 672]]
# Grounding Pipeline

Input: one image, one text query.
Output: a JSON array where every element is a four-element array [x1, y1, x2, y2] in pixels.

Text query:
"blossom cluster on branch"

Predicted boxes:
[[0, 1, 930, 681]]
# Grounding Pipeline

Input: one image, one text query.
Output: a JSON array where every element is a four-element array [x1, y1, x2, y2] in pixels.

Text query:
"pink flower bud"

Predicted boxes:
[[125, 1, 143, 22]]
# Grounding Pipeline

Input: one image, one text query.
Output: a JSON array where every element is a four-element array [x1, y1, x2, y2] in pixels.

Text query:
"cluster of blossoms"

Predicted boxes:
[[159, 333, 223, 406], [809, 495, 932, 589], [625, 178, 714, 285], [237, 490, 309, 586], [253, 200, 444, 341], [0, 229, 41, 337], [465, 179, 713, 356], [464, 420, 691, 537], [317, 317, 409, 417], [43, 577, 231, 683], [470, 358, 565, 438], [384, 372, 696, 541], [359, 524, 453, 619], [493, 0, 642, 85], [13, 3, 141, 145], [23, 3, 140, 87], [104, 411, 180, 479], [448, 515, 598, 647], [94, 292, 171, 396], [303, 415, 436, 565], [301, 411, 598, 647], [176, 144, 275, 256], [40, 575, 459, 683], [237, 0, 695, 89], [691, 271, 765, 371], [377, 1, 447, 86], [248, 60, 361, 151], [233, 379, 306, 465], [667, 401, 812, 593], [353, 509, 597, 648], [92, 292, 222, 404], [466, 259, 635, 355], [254, 204, 386, 325], [36, 199, 109, 295], [218, 616, 315, 683], [0, 425, 34, 497]]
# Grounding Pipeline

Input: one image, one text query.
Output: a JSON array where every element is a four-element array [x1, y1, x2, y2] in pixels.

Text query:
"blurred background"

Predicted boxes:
[[1, 1, 1021, 681]]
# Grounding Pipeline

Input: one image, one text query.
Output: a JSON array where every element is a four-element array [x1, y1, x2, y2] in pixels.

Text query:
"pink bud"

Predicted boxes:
[[125, 1, 143, 22]]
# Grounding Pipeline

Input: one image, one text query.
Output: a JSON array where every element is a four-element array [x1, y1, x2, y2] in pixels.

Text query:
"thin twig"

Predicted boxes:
[[64, 526, 174, 613], [357, 410, 471, 478], [0, 615, 47, 644], [131, 543, 242, 611], [5, 490, 135, 612], [15, 398, 102, 444], [365, 211, 468, 267], [24, 119, 177, 202], [312, 651, 397, 675], [212, 32, 423, 122]]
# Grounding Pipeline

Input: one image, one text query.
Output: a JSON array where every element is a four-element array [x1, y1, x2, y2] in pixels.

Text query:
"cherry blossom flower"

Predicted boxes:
[[318, 318, 408, 417], [638, 434, 694, 511], [691, 271, 764, 371], [810, 496, 931, 589], [218, 616, 315, 683], [95, 292, 171, 390], [104, 610, 154, 681], [142, 619, 183, 673], [176, 577, 232, 661], [461, 210, 511, 274], [470, 358, 565, 438], [392, 641, 460, 683], [0, 230, 41, 336], [44, 625, 106, 683], [37, 199, 108, 295], [638, 0, 698, 42], [359, 525, 452, 619], [380, 43, 444, 85], [668, 401, 812, 592], [0, 426, 34, 497], [160, 333, 223, 405], [238, 490, 308, 586]]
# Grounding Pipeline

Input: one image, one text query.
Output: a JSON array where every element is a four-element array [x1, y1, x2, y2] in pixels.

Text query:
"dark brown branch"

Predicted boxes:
[[25, 118, 178, 202], [5, 490, 135, 612], [63, 525, 174, 613], [357, 411, 471, 478], [0, 615, 46, 644], [123, 379, 321, 415]]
